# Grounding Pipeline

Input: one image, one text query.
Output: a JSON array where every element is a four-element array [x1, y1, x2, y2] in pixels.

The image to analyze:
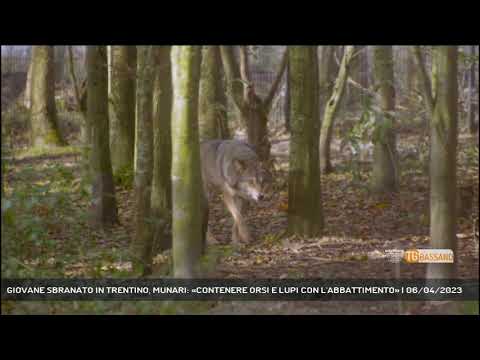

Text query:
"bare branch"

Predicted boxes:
[[347, 77, 378, 100]]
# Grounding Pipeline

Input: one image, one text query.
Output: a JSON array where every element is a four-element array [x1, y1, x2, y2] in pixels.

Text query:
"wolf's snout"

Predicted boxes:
[[251, 191, 264, 202], [246, 187, 264, 202]]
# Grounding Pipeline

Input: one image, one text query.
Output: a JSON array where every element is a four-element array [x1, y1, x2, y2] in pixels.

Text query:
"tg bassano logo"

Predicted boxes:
[[403, 249, 454, 263]]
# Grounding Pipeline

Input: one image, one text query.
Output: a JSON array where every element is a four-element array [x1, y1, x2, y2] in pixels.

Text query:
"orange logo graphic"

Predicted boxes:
[[404, 249, 420, 263], [403, 249, 453, 264]]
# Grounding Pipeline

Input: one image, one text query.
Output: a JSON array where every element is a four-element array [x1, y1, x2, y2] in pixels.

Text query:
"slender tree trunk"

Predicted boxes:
[[199, 46, 229, 140], [151, 46, 173, 252], [468, 45, 478, 134], [318, 46, 336, 117], [406, 47, 418, 103], [171, 46, 204, 278], [287, 46, 324, 237], [67, 46, 91, 176], [132, 46, 155, 275], [413, 46, 434, 118], [24, 56, 33, 108], [110, 46, 137, 176], [30, 46, 65, 147], [427, 46, 458, 279], [87, 46, 118, 227], [371, 46, 398, 193], [284, 60, 290, 132], [217, 68, 230, 139], [431, 47, 438, 101], [54, 46, 66, 85], [319, 46, 355, 174]]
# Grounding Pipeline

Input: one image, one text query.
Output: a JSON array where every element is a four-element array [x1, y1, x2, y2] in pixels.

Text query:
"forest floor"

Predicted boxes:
[[2, 108, 479, 315]]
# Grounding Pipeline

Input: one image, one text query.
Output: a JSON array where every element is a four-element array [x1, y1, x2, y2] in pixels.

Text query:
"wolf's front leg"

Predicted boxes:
[[223, 190, 251, 244]]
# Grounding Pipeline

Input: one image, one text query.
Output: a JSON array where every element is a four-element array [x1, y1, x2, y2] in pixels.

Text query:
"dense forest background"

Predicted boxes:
[[1, 45, 478, 314]]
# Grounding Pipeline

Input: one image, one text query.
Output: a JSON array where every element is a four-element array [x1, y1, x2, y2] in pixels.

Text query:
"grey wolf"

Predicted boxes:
[[200, 140, 267, 246]]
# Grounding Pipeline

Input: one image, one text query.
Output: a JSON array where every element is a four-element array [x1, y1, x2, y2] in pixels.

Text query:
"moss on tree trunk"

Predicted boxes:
[[30, 46, 65, 147], [427, 46, 458, 279], [87, 46, 118, 227], [171, 46, 204, 278], [287, 46, 324, 237], [110, 46, 137, 177]]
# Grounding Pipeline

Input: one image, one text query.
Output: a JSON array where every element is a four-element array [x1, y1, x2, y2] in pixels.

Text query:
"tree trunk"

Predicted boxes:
[[87, 46, 118, 227], [242, 101, 270, 161], [319, 46, 355, 174], [132, 46, 155, 275], [284, 60, 290, 132], [413, 46, 434, 118], [80, 79, 92, 177], [287, 46, 324, 237], [219, 46, 287, 162], [110, 46, 137, 177], [171, 46, 204, 278], [371, 46, 398, 193], [199, 46, 229, 141], [67, 46, 91, 177], [217, 69, 230, 140], [427, 46, 458, 279], [24, 56, 33, 108], [431, 47, 438, 101], [54, 46, 66, 85], [151, 46, 173, 252], [406, 47, 418, 103], [238, 47, 271, 161], [30, 46, 65, 147], [318, 46, 336, 113], [468, 45, 478, 134]]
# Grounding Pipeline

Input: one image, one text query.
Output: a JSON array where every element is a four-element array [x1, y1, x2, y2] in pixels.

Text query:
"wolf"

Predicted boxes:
[[200, 139, 267, 247]]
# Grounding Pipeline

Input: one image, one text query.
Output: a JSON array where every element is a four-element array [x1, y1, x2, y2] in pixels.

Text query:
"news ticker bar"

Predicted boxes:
[[2, 279, 478, 301]]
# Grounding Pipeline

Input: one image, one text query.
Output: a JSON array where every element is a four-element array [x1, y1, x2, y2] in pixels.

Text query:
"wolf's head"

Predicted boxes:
[[231, 158, 268, 202]]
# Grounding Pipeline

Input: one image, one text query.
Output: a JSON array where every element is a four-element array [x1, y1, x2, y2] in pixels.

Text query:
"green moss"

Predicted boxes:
[[113, 165, 134, 189], [14, 145, 80, 159]]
